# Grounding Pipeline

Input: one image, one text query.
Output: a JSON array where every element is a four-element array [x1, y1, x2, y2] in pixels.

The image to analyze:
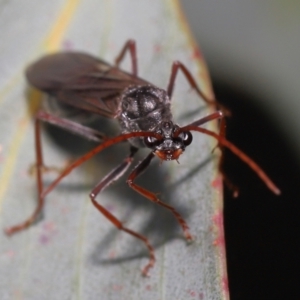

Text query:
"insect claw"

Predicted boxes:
[[184, 231, 194, 242], [142, 269, 151, 278], [4, 228, 13, 236], [4, 225, 20, 236], [141, 260, 155, 277]]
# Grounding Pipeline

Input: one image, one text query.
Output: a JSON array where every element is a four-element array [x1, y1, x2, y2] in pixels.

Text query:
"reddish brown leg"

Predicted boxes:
[[175, 125, 281, 195], [127, 152, 193, 242], [5, 129, 161, 235], [167, 61, 229, 114], [114, 39, 138, 76], [210, 113, 226, 154], [36, 111, 105, 143], [39, 131, 160, 201], [190, 111, 223, 127], [89, 147, 155, 276], [4, 111, 106, 235], [215, 117, 239, 197], [187, 110, 239, 196], [5, 118, 44, 235], [92, 196, 155, 277], [29, 111, 106, 175], [90, 146, 138, 193]]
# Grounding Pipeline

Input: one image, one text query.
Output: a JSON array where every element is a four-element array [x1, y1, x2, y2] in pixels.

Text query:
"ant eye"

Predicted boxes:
[[144, 136, 159, 148], [183, 132, 193, 146]]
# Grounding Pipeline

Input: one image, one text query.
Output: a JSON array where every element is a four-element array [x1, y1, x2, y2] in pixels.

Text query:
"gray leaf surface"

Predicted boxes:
[[0, 1, 228, 299]]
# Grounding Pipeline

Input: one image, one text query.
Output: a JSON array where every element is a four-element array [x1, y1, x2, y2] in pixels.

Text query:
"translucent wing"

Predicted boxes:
[[26, 52, 149, 118]]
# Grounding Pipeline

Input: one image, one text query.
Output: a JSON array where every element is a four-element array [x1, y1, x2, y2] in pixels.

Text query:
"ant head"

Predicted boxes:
[[144, 121, 193, 161]]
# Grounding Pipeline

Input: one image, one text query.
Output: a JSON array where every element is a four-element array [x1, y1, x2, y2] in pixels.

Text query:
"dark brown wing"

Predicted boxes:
[[26, 52, 149, 118]]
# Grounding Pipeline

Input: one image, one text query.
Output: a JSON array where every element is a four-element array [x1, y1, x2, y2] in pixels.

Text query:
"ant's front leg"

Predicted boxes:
[[127, 152, 193, 242], [88, 147, 156, 276]]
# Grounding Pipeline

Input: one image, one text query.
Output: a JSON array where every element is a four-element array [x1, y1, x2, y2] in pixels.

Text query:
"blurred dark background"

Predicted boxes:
[[181, 1, 300, 299], [214, 81, 300, 300]]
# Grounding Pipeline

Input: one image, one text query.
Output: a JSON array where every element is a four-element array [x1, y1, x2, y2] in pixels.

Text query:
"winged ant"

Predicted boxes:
[[5, 40, 280, 276]]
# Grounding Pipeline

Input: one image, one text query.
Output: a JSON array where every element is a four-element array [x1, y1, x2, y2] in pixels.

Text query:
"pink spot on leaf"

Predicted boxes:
[[38, 222, 57, 245], [43, 221, 56, 232], [61, 206, 70, 215], [62, 40, 74, 50], [222, 276, 229, 292], [112, 284, 123, 291], [2, 250, 15, 259], [212, 212, 225, 246], [213, 212, 223, 229], [39, 234, 50, 245], [153, 44, 162, 53], [187, 289, 196, 297], [211, 176, 223, 190], [190, 48, 203, 61], [7, 250, 15, 258]]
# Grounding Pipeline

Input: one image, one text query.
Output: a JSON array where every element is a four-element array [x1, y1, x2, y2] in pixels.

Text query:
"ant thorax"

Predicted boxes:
[[118, 85, 173, 148]]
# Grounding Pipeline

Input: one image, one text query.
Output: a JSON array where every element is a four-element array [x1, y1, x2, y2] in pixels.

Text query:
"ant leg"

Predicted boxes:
[[29, 111, 106, 176], [175, 125, 281, 195], [4, 111, 105, 235], [166, 61, 229, 114], [5, 117, 45, 235], [36, 110, 105, 143], [190, 111, 223, 127], [127, 153, 193, 242], [40, 131, 160, 201], [214, 117, 240, 197], [90, 146, 138, 193], [179, 109, 239, 195], [114, 39, 138, 76], [5, 130, 159, 235], [89, 147, 155, 276], [194, 112, 239, 196]]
